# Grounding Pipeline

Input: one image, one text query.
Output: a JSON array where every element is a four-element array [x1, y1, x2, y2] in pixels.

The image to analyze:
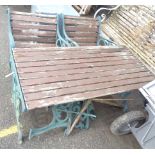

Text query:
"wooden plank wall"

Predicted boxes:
[[72, 5, 92, 15], [102, 5, 155, 74]]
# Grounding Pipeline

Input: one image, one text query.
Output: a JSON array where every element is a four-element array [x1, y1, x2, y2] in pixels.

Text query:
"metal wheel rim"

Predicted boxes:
[[119, 121, 139, 133]]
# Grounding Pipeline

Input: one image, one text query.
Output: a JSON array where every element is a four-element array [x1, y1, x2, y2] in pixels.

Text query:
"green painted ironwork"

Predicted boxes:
[[56, 14, 71, 47], [59, 14, 79, 47], [56, 14, 78, 47], [7, 8, 28, 144], [97, 16, 117, 46], [70, 102, 95, 129], [8, 10, 96, 142], [29, 102, 96, 139], [57, 13, 116, 47]]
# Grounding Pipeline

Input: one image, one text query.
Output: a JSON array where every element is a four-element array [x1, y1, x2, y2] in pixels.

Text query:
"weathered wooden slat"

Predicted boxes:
[[26, 82, 150, 110], [69, 37, 97, 43], [79, 43, 97, 46], [19, 66, 146, 81], [15, 42, 55, 48], [17, 59, 138, 73], [14, 51, 131, 59], [14, 35, 56, 43], [11, 14, 56, 24], [110, 13, 150, 44], [140, 6, 155, 20], [107, 20, 154, 56], [19, 63, 145, 86], [11, 11, 56, 18], [116, 10, 152, 38], [14, 52, 134, 63], [22, 66, 147, 92], [103, 6, 155, 73], [108, 19, 151, 49], [24, 76, 154, 102], [105, 24, 153, 61], [14, 49, 129, 56], [65, 26, 97, 32], [106, 23, 155, 68], [64, 18, 98, 26], [104, 25, 155, 73], [121, 6, 152, 28], [65, 15, 97, 21], [23, 71, 151, 94], [14, 48, 131, 58], [67, 32, 97, 38], [13, 29, 56, 37], [16, 56, 134, 68], [12, 21, 56, 30], [13, 46, 126, 53]]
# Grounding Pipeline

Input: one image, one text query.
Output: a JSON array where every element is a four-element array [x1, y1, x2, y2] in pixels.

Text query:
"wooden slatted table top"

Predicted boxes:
[[13, 46, 154, 110]]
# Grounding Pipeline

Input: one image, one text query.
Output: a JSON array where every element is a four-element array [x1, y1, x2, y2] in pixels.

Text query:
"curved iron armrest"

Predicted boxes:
[[97, 32, 118, 46], [97, 16, 118, 47], [56, 14, 71, 47], [59, 13, 79, 47], [7, 8, 27, 112]]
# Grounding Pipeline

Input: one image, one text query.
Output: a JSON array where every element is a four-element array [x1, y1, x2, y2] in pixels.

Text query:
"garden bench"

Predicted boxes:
[[13, 46, 153, 109], [11, 46, 154, 143], [7, 10, 154, 144], [8, 10, 98, 143], [58, 14, 115, 47]]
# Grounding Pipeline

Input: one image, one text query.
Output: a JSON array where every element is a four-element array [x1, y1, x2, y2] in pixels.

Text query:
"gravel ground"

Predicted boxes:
[[0, 5, 143, 149]]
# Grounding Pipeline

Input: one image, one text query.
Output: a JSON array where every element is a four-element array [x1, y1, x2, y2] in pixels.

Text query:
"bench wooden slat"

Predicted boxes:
[[17, 59, 138, 73], [24, 76, 154, 102], [14, 35, 56, 43], [67, 32, 98, 38], [13, 29, 56, 37], [22, 68, 148, 93], [65, 15, 98, 21], [23, 71, 151, 93], [26, 82, 152, 109], [65, 26, 97, 32], [78, 43, 97, 46], [12, 21, 56, 30], [19, 66, 146, 81], [64, 15, 99, 45], [15, 42, 55, 48], [19, 67, 146, 82], [14, 51, 133, 62], [15, 55, 134, 63], [13, 46, 126, 52], [14, 49, 132, 57], [11, 14, 56, 24], [16, 56, 133, 68], [19, 64, 145, 86], [69, 37, 97, 43], [11, 11, 56, 18], [64, 18, 98, 26]]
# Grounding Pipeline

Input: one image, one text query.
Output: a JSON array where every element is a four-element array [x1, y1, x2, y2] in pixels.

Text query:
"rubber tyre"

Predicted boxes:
[[110, 111, 146, 135]]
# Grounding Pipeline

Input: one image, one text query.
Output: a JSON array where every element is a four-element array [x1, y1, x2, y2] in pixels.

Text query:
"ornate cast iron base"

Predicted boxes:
[[29, 102, 96, 139]]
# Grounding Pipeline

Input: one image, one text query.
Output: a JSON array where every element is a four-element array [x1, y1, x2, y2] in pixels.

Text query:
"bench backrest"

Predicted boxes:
[[10, 11, 57, 48], [63, 15, 99, 46]]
